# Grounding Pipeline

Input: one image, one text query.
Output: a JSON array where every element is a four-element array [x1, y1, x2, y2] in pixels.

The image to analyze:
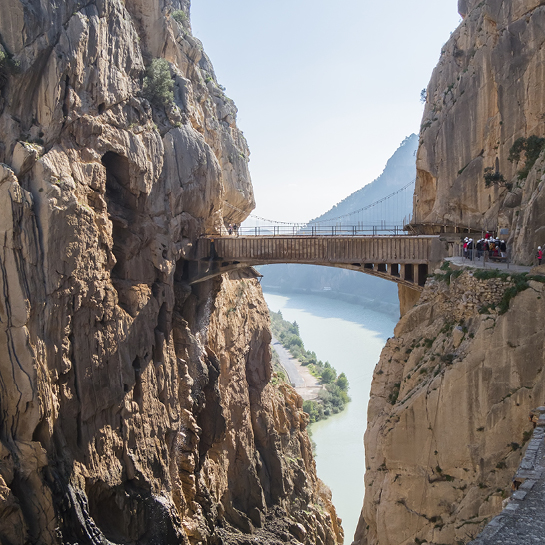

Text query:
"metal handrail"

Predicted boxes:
[[230, 224, 410, 237]]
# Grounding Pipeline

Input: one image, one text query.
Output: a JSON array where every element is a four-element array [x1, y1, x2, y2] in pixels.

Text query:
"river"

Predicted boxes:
[[262, 291, 398, 542]]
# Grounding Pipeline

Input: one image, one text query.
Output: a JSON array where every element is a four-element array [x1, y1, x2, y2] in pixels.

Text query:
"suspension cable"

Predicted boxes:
[[222, 178, 416, 225]]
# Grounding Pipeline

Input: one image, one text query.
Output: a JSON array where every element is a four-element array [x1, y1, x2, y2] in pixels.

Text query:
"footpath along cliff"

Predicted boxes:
[[355, 1, 545, 544], [0, 1, 342, 544]]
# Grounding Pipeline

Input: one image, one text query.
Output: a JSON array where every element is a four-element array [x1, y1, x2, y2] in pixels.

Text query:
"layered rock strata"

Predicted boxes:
[[414, 0, 545, 263], [0, 1, 341, 543], [355, 268, 545, 545]]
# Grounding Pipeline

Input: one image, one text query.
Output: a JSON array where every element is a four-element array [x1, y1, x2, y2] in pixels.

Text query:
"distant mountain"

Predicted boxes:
[[308, 133, 418, 227], [259, 134, 419, 313]]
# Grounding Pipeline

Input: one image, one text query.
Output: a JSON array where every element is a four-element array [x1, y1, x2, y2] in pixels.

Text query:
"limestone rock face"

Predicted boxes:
[[354, 271, 545, 545], [413, 0, 545, 263], [0, 1, 340, 543]]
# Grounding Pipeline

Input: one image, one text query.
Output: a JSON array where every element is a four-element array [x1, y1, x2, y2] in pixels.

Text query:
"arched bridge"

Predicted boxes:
[[189, 235, 444, 291]]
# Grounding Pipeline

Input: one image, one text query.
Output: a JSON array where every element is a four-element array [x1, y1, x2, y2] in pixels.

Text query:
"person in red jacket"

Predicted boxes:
[[537, 246, 543, 265]]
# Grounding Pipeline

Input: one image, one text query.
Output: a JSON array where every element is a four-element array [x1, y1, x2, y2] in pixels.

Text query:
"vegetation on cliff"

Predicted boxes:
[[269, 309, 350, 422]]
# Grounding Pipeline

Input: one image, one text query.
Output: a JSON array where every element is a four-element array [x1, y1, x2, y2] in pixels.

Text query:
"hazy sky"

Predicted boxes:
[[191, 1, 461, 224]]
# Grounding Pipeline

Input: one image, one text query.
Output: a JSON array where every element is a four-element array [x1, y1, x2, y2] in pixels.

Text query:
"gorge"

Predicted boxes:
[[2, 1, 545, 545]]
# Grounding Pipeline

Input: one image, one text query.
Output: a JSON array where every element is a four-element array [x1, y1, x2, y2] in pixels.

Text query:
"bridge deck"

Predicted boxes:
[[197, 235, 439, 264], [191, 235, 444, 289]]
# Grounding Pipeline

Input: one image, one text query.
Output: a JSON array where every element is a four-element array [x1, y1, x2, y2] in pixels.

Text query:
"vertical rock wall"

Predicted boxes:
[[414, 0, 545, 263], [355, 271, 545, 545], [0, 1, 341, 543], [355, 1, 545, 544]]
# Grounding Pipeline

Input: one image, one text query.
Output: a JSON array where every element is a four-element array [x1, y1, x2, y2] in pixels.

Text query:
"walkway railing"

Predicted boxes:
[[235, 224, 408, 237]]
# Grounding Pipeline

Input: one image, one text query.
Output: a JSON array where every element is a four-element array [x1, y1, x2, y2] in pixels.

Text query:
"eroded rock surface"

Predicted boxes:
[[414, 0, 545, 263], [355, 270, 545, 545], [0, 1, 341, 543]]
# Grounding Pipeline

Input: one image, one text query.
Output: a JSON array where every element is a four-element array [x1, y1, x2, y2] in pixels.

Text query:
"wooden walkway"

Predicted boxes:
[[189, 235, 444, 290]]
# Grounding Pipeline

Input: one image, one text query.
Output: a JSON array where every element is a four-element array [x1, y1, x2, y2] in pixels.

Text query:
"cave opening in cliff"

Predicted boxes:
[[102, 151, 137, 283], [132, 356, 143, 407]]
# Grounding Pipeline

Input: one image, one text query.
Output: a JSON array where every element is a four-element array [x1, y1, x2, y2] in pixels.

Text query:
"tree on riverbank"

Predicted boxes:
[[269, 309, 350, 423]]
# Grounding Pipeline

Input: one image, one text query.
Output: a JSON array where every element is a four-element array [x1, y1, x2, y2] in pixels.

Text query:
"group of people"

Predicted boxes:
[[227, 223, 239, 236], [462, 232, 507, 260]]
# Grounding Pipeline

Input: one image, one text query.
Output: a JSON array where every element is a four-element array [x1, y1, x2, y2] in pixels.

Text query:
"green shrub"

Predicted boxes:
[[303, 400, 324, 423], [483, 167, 511, 190], [172, 10, 188, 25], [508, 135, 545, 179], [388, 382, 400, 405], [0, 49, 20, 90], [321, 367, 336, 384], [143, 58, 174, 108], [336, 372, 348, 391]]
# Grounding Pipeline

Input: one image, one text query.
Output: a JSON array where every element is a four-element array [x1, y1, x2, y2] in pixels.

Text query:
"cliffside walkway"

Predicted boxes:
[[469, 408, 545, 545], [447, 257, 532, 274], [190, 234, 444, 290]]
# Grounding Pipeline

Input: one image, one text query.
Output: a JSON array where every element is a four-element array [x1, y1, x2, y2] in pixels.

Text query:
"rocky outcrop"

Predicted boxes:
[[355, 269, 545, 545], [0, 1, 340, 543], [414, 0, 545, 263]]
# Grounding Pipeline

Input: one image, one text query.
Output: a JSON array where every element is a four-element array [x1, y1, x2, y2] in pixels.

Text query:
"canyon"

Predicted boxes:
[[2, 0, 545, 544]]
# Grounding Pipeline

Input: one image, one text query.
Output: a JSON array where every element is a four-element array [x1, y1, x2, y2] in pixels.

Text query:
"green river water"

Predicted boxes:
[[262, 291, 398, 542]]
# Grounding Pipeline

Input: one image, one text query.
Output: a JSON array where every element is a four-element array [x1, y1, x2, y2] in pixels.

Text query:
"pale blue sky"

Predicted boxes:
[[191, 1, 461, 223]]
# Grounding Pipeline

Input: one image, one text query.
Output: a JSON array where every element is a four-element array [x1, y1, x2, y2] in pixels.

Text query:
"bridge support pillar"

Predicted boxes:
[[414, 264, 429, 287], [401, 264, 414, 283], [398, 284, 422, 317]]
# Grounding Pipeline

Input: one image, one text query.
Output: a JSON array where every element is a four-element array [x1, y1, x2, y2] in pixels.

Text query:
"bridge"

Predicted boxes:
[[186, 180, 449, 289], [189, 234, 444, 291]]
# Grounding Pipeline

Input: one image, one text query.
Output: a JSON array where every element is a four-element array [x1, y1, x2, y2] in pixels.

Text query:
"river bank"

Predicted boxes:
[[271, 337, 322, 400], [264, 291, 397, 541]]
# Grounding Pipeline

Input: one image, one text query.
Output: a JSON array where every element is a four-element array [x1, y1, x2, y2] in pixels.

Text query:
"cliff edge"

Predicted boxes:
[[355, 267, 545, 544], [414, 0, 545, 264]]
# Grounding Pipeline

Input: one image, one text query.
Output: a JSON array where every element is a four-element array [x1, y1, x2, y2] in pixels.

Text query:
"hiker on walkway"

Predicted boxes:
[[467, 238, 474, 260], [476, 239, 483, 258], [500, 240, 507, 258], [233, 223, 239, 237], [537, 246, 543, 265]]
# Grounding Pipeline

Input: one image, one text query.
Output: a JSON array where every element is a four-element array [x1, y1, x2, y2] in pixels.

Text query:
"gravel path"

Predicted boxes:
[[272, 338, 323, 400], [446, 256, 532, 273]]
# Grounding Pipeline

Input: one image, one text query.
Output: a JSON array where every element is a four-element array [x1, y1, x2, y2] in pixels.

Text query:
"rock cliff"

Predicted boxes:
[[355, 1, 545, 544], [355, 268, 545, 544], [0, 1, 341, 543], [414, 0, 545, 263]]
